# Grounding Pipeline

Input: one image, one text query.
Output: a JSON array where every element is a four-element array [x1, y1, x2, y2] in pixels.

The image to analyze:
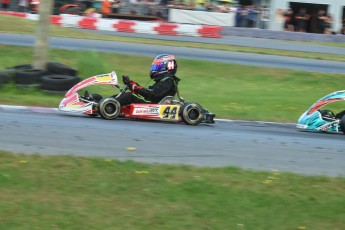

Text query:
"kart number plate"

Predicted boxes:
[[96, 74, 112, 83], [159, 105, 180, 120]]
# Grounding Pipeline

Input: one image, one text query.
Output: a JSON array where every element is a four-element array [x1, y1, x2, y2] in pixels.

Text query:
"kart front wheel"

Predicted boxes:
[[340, 115, 345, 135], [181, 102, 205, 125], [98, 97, 121, 120]]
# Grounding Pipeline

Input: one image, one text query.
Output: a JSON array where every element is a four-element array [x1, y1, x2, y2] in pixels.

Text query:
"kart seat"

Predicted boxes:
[[81, 91, 103, 103], [319, 109, 336, 121], [158, 96, 174, 104]]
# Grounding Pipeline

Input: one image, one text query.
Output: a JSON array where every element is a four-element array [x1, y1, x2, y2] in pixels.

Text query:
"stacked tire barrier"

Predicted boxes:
[[41, 62, 80, 93], [0, 11, 223, 38], [0, 62, 80, 94]]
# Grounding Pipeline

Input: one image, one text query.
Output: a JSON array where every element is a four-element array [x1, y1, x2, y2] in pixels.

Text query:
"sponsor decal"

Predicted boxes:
[[133, 107, 159, 115]]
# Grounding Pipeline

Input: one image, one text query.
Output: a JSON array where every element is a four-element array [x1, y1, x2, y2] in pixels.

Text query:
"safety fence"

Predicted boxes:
[[0, 11, 223, 38]]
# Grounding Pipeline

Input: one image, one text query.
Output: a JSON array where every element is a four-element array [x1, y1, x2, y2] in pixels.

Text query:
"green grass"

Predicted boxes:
[[299, 41, 345, 48], [1, 14, 345, 62], [0, 151, 344, 230], [2, 15, 345, 230], [1, 45, 345, 122]]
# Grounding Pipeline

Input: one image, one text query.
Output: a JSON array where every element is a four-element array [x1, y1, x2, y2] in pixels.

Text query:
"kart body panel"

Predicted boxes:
[[297, 90, 345, 132], [59, 71, 118, 114]]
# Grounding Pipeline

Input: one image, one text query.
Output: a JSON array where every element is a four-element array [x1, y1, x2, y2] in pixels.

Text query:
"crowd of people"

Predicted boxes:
[[1, 0, 345, 35], [100, 0, 272, 29], [1, 0, 39, 12], [282, 8, 335, 34]]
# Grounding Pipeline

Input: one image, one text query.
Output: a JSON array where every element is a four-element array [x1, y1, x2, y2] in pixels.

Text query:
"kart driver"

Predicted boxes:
[[116, 54, 180, 106]]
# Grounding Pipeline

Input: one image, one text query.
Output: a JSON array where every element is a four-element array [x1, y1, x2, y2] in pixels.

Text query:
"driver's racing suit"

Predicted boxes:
[[116, 75, 180, 106]]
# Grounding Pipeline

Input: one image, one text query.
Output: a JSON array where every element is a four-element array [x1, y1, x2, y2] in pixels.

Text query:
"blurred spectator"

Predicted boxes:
[[240, 5, 248, 27], [323, 13, 333, 34], [235, 5, 243, 27], [85, 7, 102, 17], [259, 5, 270, 29], [29, 0, 40, 12], [215, 0, 233, 13], [18, 0, 28, 12], [283, 8, 294, 31], [173, 0, 188, 9], [2, 0, 10, 11], [159, 0, 171, 20], [316, 9, 326, 34], [295, 8, 310, 32], [101, 0, 111, 17], [111, 0, 125, 13], [246, 5, 258, 28], [92, 0, 101, 11], [195, 0, 207, 11], [141, 0, 160, 16]]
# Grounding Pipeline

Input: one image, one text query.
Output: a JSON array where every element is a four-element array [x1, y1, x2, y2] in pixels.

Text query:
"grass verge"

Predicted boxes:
[[1, 151, 344, 230], [1, 14, 345, 62], [2, 45, 345, 122]]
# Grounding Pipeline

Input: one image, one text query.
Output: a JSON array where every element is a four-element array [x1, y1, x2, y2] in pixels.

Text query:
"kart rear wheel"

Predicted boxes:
[[181, 102, 205, 125], [339, 115, 345, 135], [98, 97, 121, 120]]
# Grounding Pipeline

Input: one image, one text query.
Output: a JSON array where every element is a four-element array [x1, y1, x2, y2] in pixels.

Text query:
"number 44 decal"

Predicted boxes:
[[159, 105, 180, 120]]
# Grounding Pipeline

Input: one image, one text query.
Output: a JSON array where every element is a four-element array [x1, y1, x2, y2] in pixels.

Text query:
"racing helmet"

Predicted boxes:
[[150, 54, 177, 80]]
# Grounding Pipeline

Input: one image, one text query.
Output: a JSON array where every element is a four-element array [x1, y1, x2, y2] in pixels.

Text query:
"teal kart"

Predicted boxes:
[[297, 90, 345, 134]]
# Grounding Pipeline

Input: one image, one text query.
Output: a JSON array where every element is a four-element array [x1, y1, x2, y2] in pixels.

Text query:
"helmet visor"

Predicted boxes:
[[151, 63, 165, 72]]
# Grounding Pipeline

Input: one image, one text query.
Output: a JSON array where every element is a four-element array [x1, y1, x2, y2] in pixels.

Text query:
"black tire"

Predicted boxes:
[[0, 71, 11, 84], [340, 115, 345, 135], [1, 69, 16, 81], [41, 74, 81, 91], [14, 69, 50, 86], [181, 102, 205, 125], [6, 64, 32, 71], [98, 97, 121, 120], [46, 62, 78, 76], [0, 74, 7, 84], [335, 110, 345, 119]]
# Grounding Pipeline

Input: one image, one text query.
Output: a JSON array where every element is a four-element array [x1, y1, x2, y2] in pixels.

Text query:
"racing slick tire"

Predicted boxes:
[[339, 115, 345, 135], [181, 102, 205, 125], [98, 97, 121, 120]]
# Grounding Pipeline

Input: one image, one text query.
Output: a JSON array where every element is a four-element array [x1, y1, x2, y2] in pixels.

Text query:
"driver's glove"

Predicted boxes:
[[122, 74, 142, 93], [122, 74, 130, 85], [129, 80, 143, 93]]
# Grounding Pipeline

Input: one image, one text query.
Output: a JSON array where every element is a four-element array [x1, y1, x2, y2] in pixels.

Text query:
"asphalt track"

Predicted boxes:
[[76, 29, 345, 55], [1, 33, 345, 176], [1, 33, 345, 74], [1, 106, 345, 176]]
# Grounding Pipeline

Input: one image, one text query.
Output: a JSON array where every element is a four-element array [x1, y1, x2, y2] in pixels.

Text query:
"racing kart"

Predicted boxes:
[[58, 71, 215, 125], [296, 90, 345, 134]]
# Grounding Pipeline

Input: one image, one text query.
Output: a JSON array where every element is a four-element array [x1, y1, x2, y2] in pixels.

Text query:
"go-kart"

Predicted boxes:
[[296, 90, 345, 134], [58, 71, 215, 125]]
